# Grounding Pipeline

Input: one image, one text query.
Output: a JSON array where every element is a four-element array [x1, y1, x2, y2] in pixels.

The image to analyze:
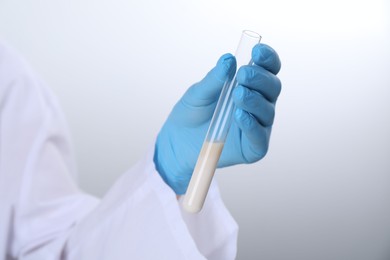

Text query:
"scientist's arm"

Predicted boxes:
[[0, 41, 280, 259]]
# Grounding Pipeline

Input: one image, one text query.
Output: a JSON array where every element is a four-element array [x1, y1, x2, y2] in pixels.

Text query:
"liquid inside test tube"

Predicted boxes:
[[183, 30, 261, 213], [182, 141, 224, 213]]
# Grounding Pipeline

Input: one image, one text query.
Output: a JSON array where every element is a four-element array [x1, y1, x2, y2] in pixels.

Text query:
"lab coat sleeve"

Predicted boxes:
[[179, 179, 239, 259], [0, 42, 238, 260], [65, 148, 238, 260]]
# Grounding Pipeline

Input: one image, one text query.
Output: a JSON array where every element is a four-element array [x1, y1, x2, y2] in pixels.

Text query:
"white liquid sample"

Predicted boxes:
[[182, 141, 224, 213]]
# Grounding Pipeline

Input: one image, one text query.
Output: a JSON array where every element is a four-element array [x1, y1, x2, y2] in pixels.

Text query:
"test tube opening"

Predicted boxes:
[[242, 30, 261, 39]]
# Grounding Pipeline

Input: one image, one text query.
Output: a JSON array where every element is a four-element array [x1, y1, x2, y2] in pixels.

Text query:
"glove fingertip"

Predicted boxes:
[[215, 53, 236, 82], [252, 43, 281, 75]]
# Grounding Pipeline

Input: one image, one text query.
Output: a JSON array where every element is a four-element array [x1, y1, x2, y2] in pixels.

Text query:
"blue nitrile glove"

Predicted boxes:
[[154, 43, 282, 195]]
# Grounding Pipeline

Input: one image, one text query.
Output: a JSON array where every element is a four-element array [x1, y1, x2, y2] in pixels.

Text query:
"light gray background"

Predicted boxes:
[[1, 0, 389, 259]]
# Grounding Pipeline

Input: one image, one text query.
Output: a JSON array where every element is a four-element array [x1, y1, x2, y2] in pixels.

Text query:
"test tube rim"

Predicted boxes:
[[242, 30, 262, 40]]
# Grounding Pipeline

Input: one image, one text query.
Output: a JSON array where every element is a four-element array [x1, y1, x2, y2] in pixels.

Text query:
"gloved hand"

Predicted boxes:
[[154, 43, 282, 195]]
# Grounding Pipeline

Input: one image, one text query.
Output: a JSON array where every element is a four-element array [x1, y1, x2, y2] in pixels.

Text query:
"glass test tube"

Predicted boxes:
[[183, 30, 262, 213]]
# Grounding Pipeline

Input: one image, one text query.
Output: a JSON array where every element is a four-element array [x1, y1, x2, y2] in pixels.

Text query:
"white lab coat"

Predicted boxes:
[[0, 42, 238, 260]]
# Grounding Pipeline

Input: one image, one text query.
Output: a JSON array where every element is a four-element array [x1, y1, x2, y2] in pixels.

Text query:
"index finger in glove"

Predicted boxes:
[[181, 53, 236, 108]]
